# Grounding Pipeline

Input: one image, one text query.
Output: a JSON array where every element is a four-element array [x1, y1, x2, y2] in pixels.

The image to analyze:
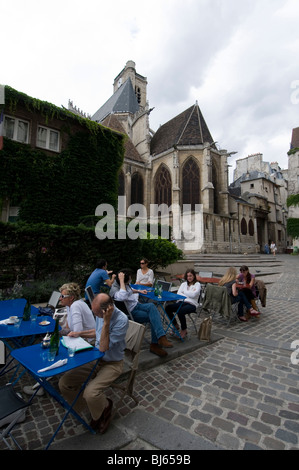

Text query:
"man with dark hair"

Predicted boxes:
[[85, 259, 116, 301], [59, 293, 128, 434]]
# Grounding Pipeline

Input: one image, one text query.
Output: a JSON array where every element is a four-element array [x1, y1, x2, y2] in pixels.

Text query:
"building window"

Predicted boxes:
[[155, 165, 172, 208], [118, 171, 125, 196], [182, 158, 200, 210], [4, 115, 29, 143], [131, 172, 143, 205], [241, 217, 247, 235], [135, 87, 141, 104], [37, 126, 59, 151], [248, 219, 254, 236]]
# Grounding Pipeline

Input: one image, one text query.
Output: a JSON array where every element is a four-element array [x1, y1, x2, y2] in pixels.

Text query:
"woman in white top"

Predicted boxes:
[[59, 282, 96, 343], [165, 269, 201, 339], [135, 258, 154, 287], [270, 241, 277, 256]]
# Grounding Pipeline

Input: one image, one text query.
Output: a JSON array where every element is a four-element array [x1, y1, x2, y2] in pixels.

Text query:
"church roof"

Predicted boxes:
[[101, 114, 143, 163], [92, 78, 139, 123], [150, 103, 215, 155]]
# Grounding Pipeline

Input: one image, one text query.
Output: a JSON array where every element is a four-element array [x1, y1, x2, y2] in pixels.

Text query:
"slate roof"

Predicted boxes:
[[101, 114, 143, 163], [92, 78, 139, 123], [150, 103, 215, 155]]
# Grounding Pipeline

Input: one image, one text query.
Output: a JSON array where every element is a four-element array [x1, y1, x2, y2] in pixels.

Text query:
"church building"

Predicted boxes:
[[92, 60, 242, 253]]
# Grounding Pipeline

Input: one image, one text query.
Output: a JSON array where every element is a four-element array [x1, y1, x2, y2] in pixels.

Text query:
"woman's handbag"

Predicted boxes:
[[198, 316, 212, 341]]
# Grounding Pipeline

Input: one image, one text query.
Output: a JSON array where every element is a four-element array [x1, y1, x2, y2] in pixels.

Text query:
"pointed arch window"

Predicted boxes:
[[155, 165, 172, 207], [248, 219, 254, 236], [182, 158, 200, 210], [241, 218, 247, 235], [118, 171, 125, 196], [131, 172, 143, 205]]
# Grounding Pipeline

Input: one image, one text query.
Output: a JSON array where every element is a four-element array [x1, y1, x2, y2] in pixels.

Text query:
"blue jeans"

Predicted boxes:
[[131, 302, 165, 344], [231, 291, 252, 316]]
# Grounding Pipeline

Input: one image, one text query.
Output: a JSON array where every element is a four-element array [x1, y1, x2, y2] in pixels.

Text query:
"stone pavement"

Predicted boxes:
[[1, 254, 299, 451]]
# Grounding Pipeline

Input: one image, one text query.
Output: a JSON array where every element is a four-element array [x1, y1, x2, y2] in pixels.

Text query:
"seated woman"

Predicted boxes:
[[219, 267, 259, 322], [59, 282, 96, 342], [165, 269, 201, 339], [135, 258, 154, 287], [110, 269, 172, 357], [236, 265, 259, 312]]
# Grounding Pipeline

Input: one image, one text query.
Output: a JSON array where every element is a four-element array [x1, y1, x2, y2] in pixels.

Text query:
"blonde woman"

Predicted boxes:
[[219, 267, 259, 322], [59, 282, 96, 341]]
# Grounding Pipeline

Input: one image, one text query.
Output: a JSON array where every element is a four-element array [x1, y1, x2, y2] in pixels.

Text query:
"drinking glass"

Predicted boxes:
[[48, 349, 56, 362], [68, 346, 76, 358]]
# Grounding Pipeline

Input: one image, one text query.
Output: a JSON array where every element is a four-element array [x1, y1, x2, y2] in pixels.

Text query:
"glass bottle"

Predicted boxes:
[[22, 300, 31, 321], [49, 318, 60, 356]]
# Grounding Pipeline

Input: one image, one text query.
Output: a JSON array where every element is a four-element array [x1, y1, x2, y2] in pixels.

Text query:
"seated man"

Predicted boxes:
[[59, 293, 128, 434], [110, 269, 173, 357], [85, 259, 116, 302]]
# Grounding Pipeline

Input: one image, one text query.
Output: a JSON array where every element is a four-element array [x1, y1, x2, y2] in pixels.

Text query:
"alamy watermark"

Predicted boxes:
[[290, 340, 299, 365], [290, 80, 299, 104], [94, 196, 204, 250]]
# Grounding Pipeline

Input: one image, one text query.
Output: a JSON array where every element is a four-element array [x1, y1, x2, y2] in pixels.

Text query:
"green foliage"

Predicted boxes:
[[0, 222, 183, 301], [287, 194, 299, 208], [0, 87, 125, 226], [140, 236, 184, 271], [287, 218, 299, 240]]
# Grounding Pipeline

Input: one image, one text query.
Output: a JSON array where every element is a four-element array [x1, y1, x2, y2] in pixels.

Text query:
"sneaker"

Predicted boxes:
[[23, 385, 45, 396]]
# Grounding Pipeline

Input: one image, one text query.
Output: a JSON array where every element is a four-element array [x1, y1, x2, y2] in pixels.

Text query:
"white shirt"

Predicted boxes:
[[67, 299, 96, 338], [136, 268, 154, 286], [177, 281, 201, 308]]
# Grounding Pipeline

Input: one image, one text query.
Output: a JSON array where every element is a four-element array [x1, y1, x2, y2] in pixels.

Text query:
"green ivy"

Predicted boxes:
[[287, 194, 299, 207], [0, 87, 126, 226], [287, 218, 299, 239]]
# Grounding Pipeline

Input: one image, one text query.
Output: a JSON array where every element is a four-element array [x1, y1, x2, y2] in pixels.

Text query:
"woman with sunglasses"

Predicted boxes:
[[59, 282, 96, 341], [135, 258, 154, 287], [236, 266, 259, 312]]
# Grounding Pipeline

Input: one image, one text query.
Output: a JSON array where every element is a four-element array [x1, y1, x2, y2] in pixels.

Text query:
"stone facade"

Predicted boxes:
[[92, 61, 293, 254]]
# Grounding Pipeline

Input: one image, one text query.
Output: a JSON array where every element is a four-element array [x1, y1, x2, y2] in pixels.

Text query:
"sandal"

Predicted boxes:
[[238, 316, 248, 322], [249, 308, 260, 316]]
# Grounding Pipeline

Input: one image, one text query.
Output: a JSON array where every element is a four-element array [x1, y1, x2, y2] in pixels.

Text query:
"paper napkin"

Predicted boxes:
[[38, 358, 68, 373]]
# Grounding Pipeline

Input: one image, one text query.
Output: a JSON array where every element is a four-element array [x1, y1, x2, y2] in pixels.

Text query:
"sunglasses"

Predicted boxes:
[[60, 294, 70, 299], [140, 262, 146, 264]]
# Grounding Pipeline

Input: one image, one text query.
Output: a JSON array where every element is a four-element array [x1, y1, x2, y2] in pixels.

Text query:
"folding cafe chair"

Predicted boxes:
[[111, 320, 145, 413], [0, 384, 32, 450], [201, 284, 238, 326]]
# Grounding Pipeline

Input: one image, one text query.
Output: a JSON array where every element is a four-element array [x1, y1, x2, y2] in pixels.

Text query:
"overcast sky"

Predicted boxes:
[[2, 0, 299, 182]]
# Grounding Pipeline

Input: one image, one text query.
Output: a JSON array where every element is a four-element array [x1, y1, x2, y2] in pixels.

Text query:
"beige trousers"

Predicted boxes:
[[58, 359, 124, 420]]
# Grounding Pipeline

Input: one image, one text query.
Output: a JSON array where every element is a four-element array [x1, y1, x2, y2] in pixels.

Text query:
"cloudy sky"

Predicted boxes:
[[2, 0, 299, 181]]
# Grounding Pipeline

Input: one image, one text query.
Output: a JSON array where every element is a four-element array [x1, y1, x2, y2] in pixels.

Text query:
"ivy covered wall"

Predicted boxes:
[[0, 86, 125, 226]]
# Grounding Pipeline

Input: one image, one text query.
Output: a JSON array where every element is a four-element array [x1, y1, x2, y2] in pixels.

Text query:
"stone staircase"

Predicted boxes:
[[160, 253, 283, 285]]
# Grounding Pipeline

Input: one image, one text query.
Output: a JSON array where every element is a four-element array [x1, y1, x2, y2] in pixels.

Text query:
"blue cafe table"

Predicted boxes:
[[130, 284, 186, 340], [0, 301, 56, 380], [11, 343, 104, 450]]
